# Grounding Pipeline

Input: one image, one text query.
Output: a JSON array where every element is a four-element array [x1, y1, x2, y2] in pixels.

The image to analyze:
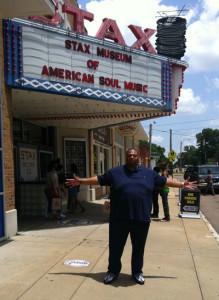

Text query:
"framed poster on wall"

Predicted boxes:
[[19, 146, 38, 181], [64, 139, 86, 178]]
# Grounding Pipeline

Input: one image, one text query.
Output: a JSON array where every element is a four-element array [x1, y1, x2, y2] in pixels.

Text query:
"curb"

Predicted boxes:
[[200, 211, 219, 245]]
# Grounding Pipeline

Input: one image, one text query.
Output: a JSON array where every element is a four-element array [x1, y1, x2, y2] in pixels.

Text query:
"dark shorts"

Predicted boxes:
[[68, 186, 78, 196]]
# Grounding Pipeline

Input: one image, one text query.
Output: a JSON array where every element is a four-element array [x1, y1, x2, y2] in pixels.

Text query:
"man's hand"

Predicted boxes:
[[65, 175, 80, 188], [184, 178, 197, 190]]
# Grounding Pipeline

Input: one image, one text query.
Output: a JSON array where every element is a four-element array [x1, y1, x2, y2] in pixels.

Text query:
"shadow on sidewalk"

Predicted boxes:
[[18, 200, 109, 232], [48, 271, 177, 287]]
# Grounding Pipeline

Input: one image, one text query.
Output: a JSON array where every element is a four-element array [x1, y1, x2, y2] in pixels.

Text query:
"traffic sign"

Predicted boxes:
[[169, 157, 175, 162], [168, 150, 176, 158]]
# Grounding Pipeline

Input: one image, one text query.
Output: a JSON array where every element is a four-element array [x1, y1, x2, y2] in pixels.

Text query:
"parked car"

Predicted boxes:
[[197, 165, 219, 192], [184, 165, 199, 182]]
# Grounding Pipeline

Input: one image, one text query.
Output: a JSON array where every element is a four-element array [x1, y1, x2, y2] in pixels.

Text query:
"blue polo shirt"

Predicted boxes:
[[98, 165, 167, 222]]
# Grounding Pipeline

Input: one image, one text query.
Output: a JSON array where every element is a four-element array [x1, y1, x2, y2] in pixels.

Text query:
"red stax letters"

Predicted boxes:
[[62, 4, 94, 34], [29, 0, 61, 26], [28, 4, 156, 53], [95, 18, 126, 45], [128, 25, 156, 53]]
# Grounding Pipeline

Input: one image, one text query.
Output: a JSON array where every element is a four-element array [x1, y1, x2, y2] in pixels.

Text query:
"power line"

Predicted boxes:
[[173, 125, 219, 132], [151, 118, 219, 127], [151, 125, 219, 136], [153, 128, 196, 137]]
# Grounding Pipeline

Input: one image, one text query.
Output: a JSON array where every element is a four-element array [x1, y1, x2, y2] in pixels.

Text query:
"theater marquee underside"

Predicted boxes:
[[4, 18, 188, 129]]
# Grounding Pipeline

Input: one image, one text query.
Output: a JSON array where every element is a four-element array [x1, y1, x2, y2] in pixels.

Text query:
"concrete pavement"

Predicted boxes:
[[0, 186, 219, 300]]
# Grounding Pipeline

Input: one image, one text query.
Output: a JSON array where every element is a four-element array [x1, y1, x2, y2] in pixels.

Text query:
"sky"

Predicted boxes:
[[78, 0, 219, 158]]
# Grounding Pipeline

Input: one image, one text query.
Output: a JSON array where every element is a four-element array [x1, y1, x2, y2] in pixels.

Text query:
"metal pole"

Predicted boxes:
[[170, 129, 173, 178], [149, 124, 152, 169], [170, 129, 172, 151], [180, 141, 182, 171]]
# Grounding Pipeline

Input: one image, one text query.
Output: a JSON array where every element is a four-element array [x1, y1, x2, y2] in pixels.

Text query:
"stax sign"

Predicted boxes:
[[29, 1, 156, 54]]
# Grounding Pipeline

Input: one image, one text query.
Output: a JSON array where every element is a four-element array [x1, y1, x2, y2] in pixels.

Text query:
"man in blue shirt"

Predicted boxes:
[[66, 148, 196, 285]]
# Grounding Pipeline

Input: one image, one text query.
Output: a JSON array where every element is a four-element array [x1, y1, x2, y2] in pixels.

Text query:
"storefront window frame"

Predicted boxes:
[[39, 150, 54, 181], [93, 142, 111, 175], [64, 137, 88, 178]]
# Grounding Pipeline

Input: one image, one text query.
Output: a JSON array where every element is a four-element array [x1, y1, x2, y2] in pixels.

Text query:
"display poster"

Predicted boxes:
[[93, 128, 111, 145], [19, 147, 38, 181]]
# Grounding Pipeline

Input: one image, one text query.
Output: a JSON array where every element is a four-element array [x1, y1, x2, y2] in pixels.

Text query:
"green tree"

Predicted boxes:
[[183, 145, 200, 166], [196, 128, 219, 164]]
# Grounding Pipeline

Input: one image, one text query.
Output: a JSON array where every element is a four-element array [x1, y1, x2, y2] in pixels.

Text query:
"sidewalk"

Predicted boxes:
[[0, 187, 219, 300]]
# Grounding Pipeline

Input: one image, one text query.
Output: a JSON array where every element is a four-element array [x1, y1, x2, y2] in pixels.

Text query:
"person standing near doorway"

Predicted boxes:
[[45, 159, 64, 220], [67, 163, 85, 213], [160, 170, 170, 222]]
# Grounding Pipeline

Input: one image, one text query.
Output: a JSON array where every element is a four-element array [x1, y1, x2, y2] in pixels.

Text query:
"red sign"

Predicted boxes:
[[29, 2, 156, 54]]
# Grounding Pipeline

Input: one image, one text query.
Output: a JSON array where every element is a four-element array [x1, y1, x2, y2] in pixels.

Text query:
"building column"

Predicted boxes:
[[89, 129, 94, 177], [111, 128, 115, 168], [88, 129, 96, 201], [0, 20, 17, 238], [124, 137, 127, 160]]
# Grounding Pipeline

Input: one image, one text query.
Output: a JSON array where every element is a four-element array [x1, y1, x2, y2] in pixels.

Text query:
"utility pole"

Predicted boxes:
[[170, 129, 172, 151], [149, 124, 152, 169], [170, 129, 173, 177], [180, 141, 182, 171]]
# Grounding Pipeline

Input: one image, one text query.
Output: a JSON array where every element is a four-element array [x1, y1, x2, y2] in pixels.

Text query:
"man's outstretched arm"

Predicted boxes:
[[66, 175, 99, 187], [166, 178, 197, 190]]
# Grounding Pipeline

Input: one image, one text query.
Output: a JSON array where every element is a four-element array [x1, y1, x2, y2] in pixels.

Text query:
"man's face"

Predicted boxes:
[[126, 150, 139, 167]]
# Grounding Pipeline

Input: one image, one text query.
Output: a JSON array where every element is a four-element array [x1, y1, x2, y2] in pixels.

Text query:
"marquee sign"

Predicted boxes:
[[3, 18, 187, 112]]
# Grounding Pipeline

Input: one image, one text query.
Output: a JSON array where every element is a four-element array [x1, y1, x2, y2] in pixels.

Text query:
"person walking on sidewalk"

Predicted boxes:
[[66, 148, 196, 286], [160, 170, 170, 222], [204, 170, 215, 196]]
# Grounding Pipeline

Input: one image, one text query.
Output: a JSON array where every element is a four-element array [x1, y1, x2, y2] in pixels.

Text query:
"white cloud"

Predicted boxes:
[[185, 0, 219, 72], [177, 88, 207, 114], [204, 76, 219, 93], [82, 0, 219, 73], [209, 118, 219, 126], [213, 101, 219, 110], [185, 5, 199, 25], [85, 0, 177, 47], [213, 78, 219, 89], [152, 135, 164, 144]]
